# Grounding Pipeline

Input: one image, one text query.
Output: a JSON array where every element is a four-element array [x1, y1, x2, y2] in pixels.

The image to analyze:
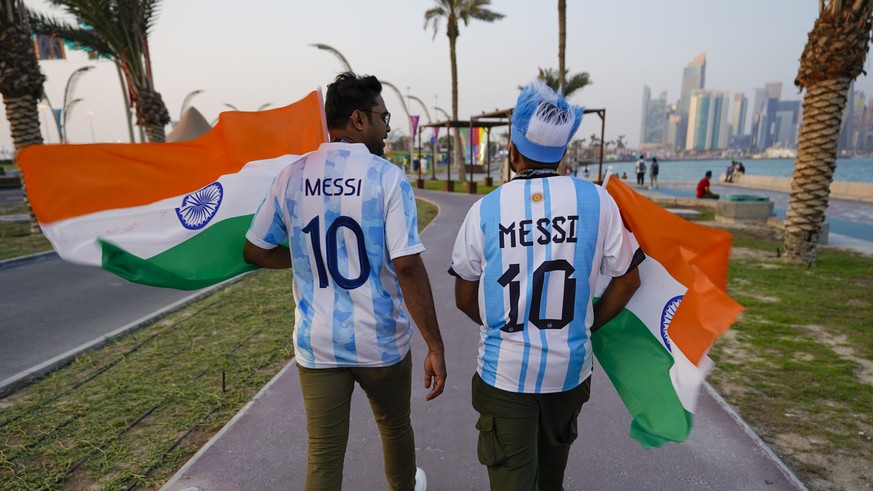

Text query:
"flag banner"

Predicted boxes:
[[593, 174, 742, 447], [409, 115, 420, 136], [32, 34, 66, 60], [19, 90, 328, 290]]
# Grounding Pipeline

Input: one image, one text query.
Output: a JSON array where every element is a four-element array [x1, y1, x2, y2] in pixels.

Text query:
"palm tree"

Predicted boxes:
[[1, 0, 46, 235], [783, 0, 873, 265], [1, 0, 45, 151], [31, 0, 171, 142], [424, 0, 504, 178], [558, 0, 566, 90], [532, 67, 591, 99]]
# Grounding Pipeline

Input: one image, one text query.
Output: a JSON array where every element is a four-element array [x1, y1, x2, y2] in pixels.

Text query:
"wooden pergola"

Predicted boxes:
[[416, 107, 607, 193]]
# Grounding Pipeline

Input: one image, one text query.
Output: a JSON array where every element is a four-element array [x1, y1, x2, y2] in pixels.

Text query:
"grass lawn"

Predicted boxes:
[[0, 199, 437, 490], [0, 203, 52, 261], [710, 230, 873, 491]]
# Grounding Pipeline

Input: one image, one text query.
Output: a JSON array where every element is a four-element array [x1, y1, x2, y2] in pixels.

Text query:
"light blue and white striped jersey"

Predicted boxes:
[[451, 173, 637, 393], [247, 142, 424, 369]]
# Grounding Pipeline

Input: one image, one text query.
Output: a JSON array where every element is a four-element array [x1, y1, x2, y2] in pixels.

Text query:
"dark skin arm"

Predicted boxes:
[[454, 277, 481, 325], [591, 267, 641, 332], [393, 253, 446, 401], [243, 240, 291, 269]]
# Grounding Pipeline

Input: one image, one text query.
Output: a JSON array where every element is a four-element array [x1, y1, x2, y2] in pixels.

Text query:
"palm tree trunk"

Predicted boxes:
[[4, 94, 42, 149], [133, 85, 170, 143], [558, 0, 566, 92], [4, 94, 43, 234], [783, 77, 850, 264], [449, 35, 464, 181]]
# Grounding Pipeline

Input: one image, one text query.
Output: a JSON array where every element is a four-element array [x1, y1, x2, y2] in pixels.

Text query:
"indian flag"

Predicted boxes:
[[18, 90, 328, 290], [593, 174, 743, 448]]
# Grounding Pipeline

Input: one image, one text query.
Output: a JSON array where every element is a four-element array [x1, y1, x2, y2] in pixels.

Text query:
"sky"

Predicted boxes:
[[3, 0, 873, 154]]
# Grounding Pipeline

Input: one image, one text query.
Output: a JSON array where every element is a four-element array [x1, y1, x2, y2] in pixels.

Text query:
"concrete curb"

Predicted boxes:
[[0, 275, 244, 398], [704, 382, 809, 491], [0, 250, 56, 270], [160, 359, 298, 491]]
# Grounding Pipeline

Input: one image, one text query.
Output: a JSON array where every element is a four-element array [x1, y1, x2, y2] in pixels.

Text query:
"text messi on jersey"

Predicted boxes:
[[498, 215, 579, 249]]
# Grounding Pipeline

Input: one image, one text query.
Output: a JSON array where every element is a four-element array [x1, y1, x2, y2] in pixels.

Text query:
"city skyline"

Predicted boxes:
[[4, 1, 873, 154]]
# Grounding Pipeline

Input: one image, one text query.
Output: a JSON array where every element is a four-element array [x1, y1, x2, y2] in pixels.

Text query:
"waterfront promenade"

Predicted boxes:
[[162, 189, 806, 491]]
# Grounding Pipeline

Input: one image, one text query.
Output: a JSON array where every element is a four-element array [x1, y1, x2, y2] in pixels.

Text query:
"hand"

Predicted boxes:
[[423, 351, 447, 401]]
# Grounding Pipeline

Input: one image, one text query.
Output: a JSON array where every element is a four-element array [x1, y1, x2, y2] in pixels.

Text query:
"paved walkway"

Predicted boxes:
[[163, 189, 805, 491]]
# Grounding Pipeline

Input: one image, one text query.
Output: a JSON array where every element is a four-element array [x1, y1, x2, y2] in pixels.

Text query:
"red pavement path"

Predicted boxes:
[[163, 189, 805, 491]]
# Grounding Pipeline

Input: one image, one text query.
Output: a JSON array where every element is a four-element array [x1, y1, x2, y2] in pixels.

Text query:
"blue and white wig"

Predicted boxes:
[[510, 80, 584, 163]]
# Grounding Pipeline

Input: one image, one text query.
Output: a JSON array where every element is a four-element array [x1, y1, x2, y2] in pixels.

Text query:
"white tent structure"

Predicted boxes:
[[167, 107, 212, 143]]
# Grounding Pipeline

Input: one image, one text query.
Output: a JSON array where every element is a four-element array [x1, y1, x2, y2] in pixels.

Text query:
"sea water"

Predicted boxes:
[[577, 158, 873, 183]]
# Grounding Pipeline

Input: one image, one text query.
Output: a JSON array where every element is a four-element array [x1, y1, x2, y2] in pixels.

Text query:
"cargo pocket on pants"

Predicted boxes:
[[475, 414, 507, 466]]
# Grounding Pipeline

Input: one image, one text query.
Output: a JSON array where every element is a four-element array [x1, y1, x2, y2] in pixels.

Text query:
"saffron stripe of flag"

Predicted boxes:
[[18, 90, 328, 289], [593, 174, 743, 447]]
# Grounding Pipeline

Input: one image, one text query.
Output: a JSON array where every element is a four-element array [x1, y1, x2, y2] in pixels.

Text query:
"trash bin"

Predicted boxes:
[[716, 195, 774, 223]]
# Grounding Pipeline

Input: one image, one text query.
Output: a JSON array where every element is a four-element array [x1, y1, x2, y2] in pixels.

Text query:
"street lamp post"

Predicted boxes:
[[86, 110, 95, 142]]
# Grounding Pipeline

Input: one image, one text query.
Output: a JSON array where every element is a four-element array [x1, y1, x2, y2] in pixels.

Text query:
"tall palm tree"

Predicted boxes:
[[783, 0, 873, 265], [31, 0, 171, 142], [533, 67, 591, 99], [558, 0, 566, 90], [1, 0, 46, 235], [1, 0, 45, 151], [424, 0, 504, 178]]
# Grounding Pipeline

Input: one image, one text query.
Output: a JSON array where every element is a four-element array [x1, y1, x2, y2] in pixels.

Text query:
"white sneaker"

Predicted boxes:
[[414, 466, 427, 491]]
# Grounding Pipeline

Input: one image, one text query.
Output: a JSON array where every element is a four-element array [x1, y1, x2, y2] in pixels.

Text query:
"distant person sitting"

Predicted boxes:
[[583, 164, 590, 179], [696, 170, 720, 199], [724, 162, 735, 183], [737, 161, 746, 174]]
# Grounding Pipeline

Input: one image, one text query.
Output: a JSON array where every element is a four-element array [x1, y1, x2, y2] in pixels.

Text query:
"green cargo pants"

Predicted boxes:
[[297, 352, 416, 491], [471, 372, 592, 491]]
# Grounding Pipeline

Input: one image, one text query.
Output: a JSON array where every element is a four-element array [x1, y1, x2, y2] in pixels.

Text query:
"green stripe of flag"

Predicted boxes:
[[592, 302, 693, 448], [100, 215, 260, 290]]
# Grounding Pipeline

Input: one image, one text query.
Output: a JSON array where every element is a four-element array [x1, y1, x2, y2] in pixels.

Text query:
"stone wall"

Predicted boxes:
[[720, 173, 873, 203]]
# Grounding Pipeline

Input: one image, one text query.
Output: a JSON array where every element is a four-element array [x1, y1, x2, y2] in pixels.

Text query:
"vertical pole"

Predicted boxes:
[[598, 110, 606, 183], [115, 63, 136, 142]]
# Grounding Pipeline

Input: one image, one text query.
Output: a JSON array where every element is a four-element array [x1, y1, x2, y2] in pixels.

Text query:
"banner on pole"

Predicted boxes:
[[409, 115, 420, 136]]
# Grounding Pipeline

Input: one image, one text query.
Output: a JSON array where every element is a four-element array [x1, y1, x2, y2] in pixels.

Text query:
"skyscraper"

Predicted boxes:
[[640, 85, 651, 146], [686, 90, 729, 151], [640, 86, 668, 146], [730, 92, 748, 138], [676, 52, 707, 149], [751, 82, 783, 150]]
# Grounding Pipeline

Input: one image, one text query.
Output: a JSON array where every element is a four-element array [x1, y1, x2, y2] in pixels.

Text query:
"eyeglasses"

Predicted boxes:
[[360, 110, 391, 126]]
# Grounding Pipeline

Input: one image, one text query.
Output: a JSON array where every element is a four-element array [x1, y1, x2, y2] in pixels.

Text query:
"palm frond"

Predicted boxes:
[[309, 43, 353, 72]]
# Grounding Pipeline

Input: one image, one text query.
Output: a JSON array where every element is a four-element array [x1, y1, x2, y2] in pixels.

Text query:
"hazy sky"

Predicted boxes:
[[4, 0, 873, 153]]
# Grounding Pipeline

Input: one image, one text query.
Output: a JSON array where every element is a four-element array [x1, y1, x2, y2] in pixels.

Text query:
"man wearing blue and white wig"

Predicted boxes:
[[450, 81, 644, 490]]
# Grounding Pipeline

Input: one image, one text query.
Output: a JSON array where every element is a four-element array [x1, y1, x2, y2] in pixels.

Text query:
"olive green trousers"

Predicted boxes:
[[471, 372, 592, 491], [297, 352, 415, 491]]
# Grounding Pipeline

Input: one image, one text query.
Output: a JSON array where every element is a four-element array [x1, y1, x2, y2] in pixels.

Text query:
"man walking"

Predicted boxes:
[[449, 81, 643, 491], [244, 72, 446, 491]]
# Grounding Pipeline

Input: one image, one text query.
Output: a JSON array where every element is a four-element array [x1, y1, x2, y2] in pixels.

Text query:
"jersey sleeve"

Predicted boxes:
[[383, 166, 425, 259], [245, 173, 287, 250], [449, 202, 484, 281], [598, 190, 639, 277]]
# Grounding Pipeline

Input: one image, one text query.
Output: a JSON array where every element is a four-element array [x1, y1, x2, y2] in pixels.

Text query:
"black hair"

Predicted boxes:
[[705, 170, 712, 178], [522, 154, 561, 169], [325, 72, 383, 130]]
